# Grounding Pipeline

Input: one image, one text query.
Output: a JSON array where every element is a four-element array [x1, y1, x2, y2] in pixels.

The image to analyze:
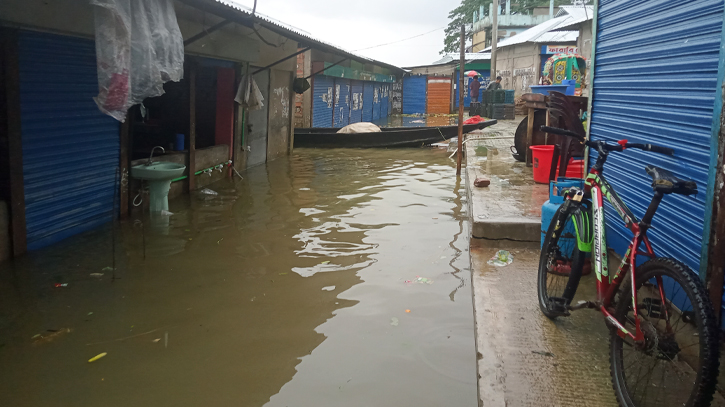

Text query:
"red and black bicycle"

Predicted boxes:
[[538, 125, 720, 407]]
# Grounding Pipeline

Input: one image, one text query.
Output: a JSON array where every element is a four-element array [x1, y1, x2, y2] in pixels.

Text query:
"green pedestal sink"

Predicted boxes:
[[131, 162, 186, 212]]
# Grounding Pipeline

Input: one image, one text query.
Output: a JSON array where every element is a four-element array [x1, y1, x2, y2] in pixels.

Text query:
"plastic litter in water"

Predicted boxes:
[[101, 267, 114, 271], [160, 210, 174, 216], [90, 273, 104, 277], [390, 317, 399, 326], [199, 188, 218, 195], [321, 286, 335, 291], [88, 352, 107, 363], [320, 261, 330, 265], [53, 283, 68, 288], [487, 250, 514, 267], [405, 276, 434, 285], [405, 309, 411, 313]]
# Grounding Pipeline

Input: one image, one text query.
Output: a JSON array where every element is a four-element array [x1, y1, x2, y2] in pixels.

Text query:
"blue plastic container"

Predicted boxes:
[[541, 178, 585, 251], [175, 133, 185, 151], [530, 85, 569, 96], [563, 79, 576, 96]]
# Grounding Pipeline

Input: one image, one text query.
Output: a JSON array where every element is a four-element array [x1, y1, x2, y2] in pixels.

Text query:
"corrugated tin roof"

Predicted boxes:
[[536, 31, 579, 42], [404, 53, 491, 69], [179, 0, 404, 74], [480, 5, 593, 51], [553, 5, 594, 31]]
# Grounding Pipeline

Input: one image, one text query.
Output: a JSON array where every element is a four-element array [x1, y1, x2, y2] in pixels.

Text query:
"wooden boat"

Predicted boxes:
[[294, 121, 498, 148]]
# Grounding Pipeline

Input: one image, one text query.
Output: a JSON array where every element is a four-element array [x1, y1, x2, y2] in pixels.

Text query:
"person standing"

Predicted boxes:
[[468, 75, 481, 116], [469, 75, 480, 102], [487, 76, 503, 90]]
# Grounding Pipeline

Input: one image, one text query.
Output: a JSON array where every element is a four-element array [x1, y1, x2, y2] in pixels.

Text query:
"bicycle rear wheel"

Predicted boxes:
[[609, 258, 719, 407], [537, 204, 586, 319]]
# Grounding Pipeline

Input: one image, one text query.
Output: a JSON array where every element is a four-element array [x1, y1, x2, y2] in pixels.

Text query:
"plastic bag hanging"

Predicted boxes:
[[91, 0, 184, 122], [235, 74, 265, 110]]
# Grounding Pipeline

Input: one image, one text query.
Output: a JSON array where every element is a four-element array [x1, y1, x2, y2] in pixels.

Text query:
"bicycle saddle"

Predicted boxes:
[[645, 165, 697, 196]]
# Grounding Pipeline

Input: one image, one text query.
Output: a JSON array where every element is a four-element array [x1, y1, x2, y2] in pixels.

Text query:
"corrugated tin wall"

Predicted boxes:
[[372, 84, 381, 121], [403, 76, 427, 114], [362, 82, 374, 122], [426, 77, 451, 114], [590, 0, 723, 277], [333, 79, 350, 128], [18, 31, 120, 250], [350, 81, 363, 124], [312, 75, 334, 127], [381, 84, 389, 118]]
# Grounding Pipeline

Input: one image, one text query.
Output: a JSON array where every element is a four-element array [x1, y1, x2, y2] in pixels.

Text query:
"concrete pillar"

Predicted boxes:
[[473, 10, 478, 22], [506, 0, 511, 15], [480, 5, 484, 18], [550, 0, 554, 17]]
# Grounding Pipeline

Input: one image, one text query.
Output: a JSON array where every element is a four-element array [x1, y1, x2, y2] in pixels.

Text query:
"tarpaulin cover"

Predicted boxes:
[[91, 0, 184, 122]]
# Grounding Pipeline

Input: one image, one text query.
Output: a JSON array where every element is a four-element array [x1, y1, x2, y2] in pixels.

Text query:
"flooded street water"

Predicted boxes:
[[0, 148, 476, 407]]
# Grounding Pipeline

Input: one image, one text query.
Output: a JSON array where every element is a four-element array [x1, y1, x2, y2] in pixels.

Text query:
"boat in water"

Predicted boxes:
[[294, 121, 498, 148]]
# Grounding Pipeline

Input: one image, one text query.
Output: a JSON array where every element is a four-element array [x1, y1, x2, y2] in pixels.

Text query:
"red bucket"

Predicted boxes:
[[530, 145, 556, 184]]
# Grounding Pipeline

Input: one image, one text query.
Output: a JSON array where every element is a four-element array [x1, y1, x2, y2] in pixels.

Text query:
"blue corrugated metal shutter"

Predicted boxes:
[[381, 84, 389, 118], [590, 1, 722, 279], [18, 31, 120, 250], [362, 82, 374, 122], [403, 76, 426, 114], [372, 84, 381, 121], [312, 75, 334, 127], [333, 79, 350, 128], [350, 81, 363, 124]]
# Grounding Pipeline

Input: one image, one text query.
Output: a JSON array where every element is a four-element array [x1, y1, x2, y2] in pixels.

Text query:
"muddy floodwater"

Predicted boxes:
[[0, 148, 476, 407]]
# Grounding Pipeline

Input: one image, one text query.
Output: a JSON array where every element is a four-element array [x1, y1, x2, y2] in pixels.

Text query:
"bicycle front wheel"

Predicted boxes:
[[609, 258, 720, 407], [537, 204, 586, 319]]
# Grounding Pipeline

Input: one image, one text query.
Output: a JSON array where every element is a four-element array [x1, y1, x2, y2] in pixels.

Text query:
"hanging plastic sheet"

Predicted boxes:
[[235, 74, 265, 110], [91, 0, 184, 122]]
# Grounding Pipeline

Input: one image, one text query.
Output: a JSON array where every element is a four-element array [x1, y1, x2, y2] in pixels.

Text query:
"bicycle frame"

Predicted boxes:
[[580, 169, 669, 343]]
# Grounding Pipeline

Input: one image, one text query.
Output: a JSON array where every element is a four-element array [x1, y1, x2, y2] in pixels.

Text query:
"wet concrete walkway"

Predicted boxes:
[[464, 119, 618, 406], [0, 148, 476, 407], [464, 119, 725, 406]]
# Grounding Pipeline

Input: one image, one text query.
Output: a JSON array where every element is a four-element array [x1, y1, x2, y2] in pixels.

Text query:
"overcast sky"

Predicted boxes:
[[231, 0, 457, 67]]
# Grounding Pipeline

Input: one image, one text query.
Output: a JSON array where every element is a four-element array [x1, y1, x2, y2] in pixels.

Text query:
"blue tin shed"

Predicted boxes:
[[588, 0, 725, 326]]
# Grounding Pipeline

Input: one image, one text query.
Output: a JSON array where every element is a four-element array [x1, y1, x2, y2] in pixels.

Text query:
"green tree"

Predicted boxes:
[[511, 0, 573, 15], [442, 0, 579, 54], [441, 0, 491, 55]]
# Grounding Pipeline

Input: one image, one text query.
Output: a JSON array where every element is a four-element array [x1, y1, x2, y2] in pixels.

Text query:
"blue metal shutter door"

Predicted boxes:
[[312, 75, 334, 127], [403, 76, 426, 114], [333, 79, 350, 128], [372, 84, 381, 121], [590, 0, 723, 276], [381, 85, 389, 118], [362, 82, 374, 122], [350, 81, 363, 124], [18, 31, 120, 250]]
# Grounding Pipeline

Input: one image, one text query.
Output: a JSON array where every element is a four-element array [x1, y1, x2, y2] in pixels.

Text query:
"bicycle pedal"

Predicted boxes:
[[547, 297, 571, 316]]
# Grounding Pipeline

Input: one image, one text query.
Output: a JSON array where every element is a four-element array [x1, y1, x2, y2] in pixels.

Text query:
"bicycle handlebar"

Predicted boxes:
[[540, 126, 675, 156], [541, 126, 586, 142]]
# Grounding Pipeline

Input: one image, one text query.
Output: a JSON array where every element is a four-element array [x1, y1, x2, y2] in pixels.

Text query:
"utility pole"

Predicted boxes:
[[456, 25, 465, 176], [491, 0, 498, 81]]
